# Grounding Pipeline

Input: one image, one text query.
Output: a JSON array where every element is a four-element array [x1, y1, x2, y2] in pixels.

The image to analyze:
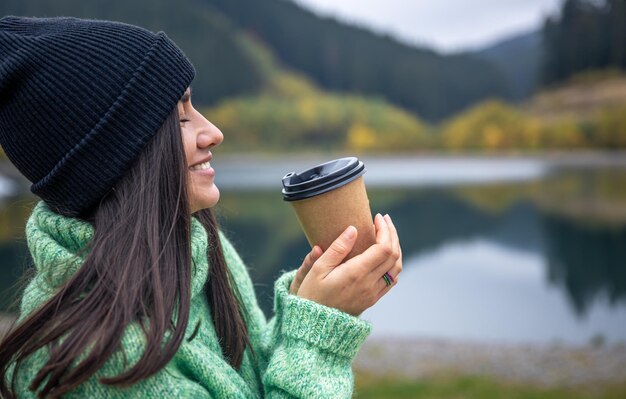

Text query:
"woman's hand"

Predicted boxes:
[[296, 214, 402, 317], [289, 245, 322, 295]]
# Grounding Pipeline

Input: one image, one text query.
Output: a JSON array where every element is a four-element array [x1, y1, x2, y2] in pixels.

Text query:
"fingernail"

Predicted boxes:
[[343, 225, 356, 239]]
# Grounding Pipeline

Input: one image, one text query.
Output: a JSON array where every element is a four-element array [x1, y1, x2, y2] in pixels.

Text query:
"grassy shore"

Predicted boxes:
[[354, 374, 626, 399], [353, 337, 626, 398]]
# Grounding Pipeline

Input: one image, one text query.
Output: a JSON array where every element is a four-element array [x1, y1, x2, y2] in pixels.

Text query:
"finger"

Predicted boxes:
[[314, 226, 357, 272], [346, 241, 391, 276], [385, 215, 403, 279], [367, 215, 401, 279], [384, 214, 401, 259], [312, 245, 323, 259], [376, 270, 398, 297], [368, 247, 398, 281], [295, 246, 320, 280], [375, 282, 392, 302], [374, 213, 391, 248], [342, 216, 394, 275], [303, 245, 322, 268], [292, 246, 323, 294]]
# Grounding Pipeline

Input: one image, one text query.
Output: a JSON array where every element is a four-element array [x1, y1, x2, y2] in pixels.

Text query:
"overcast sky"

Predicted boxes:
[[293, 0, 563, 53]]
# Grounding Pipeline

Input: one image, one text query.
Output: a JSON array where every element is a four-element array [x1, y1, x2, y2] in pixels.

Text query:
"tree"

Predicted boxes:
[[541, 0, 626, 85]]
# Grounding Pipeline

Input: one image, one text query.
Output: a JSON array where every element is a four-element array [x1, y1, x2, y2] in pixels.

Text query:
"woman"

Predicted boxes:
[[0, 15, 402, 398]]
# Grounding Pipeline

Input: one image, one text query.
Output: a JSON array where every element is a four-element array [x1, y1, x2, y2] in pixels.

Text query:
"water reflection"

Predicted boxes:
[[1, 159, 625, 344], [363, 238, 626, 344], [373, 189, 626, 319], [542, 215, 626, 315], [213, 184, 626, 336]]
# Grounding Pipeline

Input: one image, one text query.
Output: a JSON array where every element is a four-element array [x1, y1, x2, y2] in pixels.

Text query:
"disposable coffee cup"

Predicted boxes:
[[282, 157, 376, 260]]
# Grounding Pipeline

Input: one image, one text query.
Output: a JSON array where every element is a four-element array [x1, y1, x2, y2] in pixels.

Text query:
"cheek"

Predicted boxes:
[[188, 172, 199, 192], [181, 132, 194, 164]]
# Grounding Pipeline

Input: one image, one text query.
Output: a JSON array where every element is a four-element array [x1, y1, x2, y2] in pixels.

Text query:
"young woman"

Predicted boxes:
[[0, 16, 402, 398]]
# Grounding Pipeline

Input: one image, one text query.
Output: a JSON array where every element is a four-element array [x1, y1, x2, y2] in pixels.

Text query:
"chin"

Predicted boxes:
[[191, 189, 220, 213]]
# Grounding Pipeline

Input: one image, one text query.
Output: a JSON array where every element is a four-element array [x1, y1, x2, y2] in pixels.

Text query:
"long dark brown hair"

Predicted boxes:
[[0, 107, 254, 398]]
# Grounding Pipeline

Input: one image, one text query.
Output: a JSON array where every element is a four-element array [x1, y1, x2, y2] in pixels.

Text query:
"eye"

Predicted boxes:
[[180, 117, 190, 124]]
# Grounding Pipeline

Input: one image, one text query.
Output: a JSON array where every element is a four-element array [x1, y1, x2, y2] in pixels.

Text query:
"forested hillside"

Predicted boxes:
[[0, 0, 512, 121], [204, 0, 510, 120], [542, 0, 626, 85], [475, 31, 542, 100], [2, 0, 625, 154]]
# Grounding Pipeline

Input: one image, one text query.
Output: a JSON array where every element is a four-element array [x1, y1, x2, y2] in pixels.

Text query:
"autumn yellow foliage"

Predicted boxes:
[[593, 104, 626, 148], [200, 71, 626, 153], [441, 100, 589, 150], [205, 73, 429, 152]]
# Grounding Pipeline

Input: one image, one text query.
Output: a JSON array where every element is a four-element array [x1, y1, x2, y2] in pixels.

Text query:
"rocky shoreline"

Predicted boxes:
[[354, 335, 626, 388]]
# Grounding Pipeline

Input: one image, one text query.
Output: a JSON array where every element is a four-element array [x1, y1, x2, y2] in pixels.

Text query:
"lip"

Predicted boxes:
[[189, 152, 212, 168], [191, 166, 215, 177]]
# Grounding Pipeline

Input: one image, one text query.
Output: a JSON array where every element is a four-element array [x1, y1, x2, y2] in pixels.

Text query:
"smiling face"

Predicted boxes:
[[178, 87, 224, 213]]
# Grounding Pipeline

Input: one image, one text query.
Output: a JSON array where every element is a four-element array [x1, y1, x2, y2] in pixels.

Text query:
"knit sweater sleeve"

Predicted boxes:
[[219, 233, 373, 398]]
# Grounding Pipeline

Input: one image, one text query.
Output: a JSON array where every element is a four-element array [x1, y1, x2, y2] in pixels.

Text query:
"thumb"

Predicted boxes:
[[314, 226, 357, 270]]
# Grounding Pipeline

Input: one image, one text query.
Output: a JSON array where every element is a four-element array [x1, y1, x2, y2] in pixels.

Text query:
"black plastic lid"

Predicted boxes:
[[281, 157, 366, 201]]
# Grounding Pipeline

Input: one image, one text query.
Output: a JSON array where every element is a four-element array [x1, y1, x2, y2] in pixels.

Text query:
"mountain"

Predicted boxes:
[[203, 0, 511, 121], [474, 30, 542, 101], [1, 0, 511, 121]]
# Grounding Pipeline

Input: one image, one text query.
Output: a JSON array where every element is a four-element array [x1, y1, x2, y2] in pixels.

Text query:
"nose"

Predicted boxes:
[[196, 114, 224, 150]]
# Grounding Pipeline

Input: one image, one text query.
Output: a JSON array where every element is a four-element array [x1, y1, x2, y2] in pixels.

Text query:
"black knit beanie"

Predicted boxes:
[[0, 16, 195, 217]]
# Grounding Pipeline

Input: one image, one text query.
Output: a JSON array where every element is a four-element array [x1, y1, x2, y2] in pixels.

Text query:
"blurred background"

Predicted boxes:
[[1, 0, 626, 398]]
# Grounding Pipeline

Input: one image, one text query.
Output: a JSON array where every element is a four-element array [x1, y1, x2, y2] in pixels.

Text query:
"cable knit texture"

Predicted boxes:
[[10, 201, 372, 398]]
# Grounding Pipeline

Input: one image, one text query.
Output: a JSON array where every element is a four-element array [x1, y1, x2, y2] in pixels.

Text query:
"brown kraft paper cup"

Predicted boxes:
[[282, 157, 376, 260]]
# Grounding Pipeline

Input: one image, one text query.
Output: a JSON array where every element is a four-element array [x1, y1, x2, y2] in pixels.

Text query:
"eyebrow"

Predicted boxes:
[[181, 87, 192, 103]]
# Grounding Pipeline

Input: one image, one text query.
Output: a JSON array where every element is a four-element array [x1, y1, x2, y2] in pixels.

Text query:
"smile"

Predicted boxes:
[[189, 163, 215, 178], [190, 161, 211, 171]]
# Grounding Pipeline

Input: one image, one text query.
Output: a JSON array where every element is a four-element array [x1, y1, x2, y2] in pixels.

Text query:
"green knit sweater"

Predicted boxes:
[[11, 201, 372, 398]]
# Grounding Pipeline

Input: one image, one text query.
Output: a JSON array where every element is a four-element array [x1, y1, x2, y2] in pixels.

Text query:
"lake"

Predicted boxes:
[[1, 153, 626, 346]]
